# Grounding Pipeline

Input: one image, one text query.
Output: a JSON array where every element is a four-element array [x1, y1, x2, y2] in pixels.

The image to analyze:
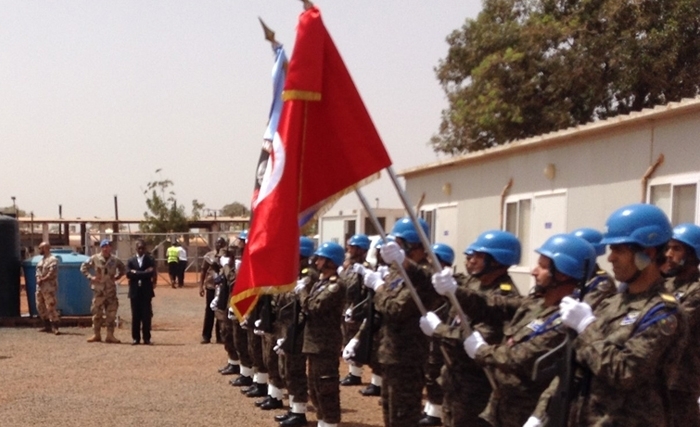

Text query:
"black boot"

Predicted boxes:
[[245, 383, 268, 398], [418, 415, 443, 426], [39, 319, 51, 333], [260, 397, 283, 410], [279, 413, 308, 427], [219, 364, 240, 375], [339, 373, 362, 386], [360, 383, 381, 396], [274, 411, 292, 422], [255, 396, 270, 407], [230, 375, 253, 387]]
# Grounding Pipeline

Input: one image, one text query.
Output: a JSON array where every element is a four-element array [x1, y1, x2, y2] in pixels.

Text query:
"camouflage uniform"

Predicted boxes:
[[80, 253, 126, 333], [202, 249, 223, 343], [569, 279, 687, 426], [216, 260, 251, 368], [433, 272, 520, 427], [375, 260, 441, 427], [36, 254, 60, 323], [665, 272, 700, 427], [341, 260, 371, 351], [302, 273, 347, 425]]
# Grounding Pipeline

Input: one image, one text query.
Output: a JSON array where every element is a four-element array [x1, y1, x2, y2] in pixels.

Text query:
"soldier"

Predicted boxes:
[[347, 218, 441, 427], [35, 241, 60, 335], [214, 240, 246, 376], [199, 236, 226, 344], [339, 234, 372, 387], [302, 242, 347, 427], [229, 230, 256, 387], [662, 223, 700, 426], [420, 231, 521, 427], [560, 204, 687, 426], [80, 239, 126, 343], [274, 236, 318, 427]]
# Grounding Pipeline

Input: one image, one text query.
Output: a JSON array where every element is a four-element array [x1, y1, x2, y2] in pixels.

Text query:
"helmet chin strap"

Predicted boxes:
[[472, 254, 495, 278]]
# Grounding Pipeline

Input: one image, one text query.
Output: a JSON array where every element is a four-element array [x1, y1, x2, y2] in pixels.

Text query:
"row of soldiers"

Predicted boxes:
[[206, 202, 700, 427]]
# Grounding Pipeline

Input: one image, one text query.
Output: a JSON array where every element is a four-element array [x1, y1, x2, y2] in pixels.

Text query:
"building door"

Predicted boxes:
[[435, 205, 459, 254], [531, 192, 567, 256]]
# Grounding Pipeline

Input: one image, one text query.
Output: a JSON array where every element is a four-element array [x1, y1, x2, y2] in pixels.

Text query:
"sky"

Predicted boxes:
[[0, 1, 481, 220]]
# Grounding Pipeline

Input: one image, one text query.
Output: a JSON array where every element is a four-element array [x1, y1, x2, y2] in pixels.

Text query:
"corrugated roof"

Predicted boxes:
[[400, 96, 700, 178]]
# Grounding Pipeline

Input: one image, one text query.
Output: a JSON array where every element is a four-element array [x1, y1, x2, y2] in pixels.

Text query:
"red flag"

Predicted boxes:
[[231, 6, 392, 320]]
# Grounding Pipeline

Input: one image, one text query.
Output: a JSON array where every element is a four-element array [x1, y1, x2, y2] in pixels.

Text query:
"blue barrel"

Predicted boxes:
[[23, 249, 92, 316]]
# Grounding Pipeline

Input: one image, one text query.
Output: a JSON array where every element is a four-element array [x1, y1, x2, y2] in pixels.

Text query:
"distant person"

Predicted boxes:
[[167, 241, 180, 288], [35, 242, 60, 335], [177, 242, 187, 287], [80, 239, 126, 343], [126, 239, 157, 345]]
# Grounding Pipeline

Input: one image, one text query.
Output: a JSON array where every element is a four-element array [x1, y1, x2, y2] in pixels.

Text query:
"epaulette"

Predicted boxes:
[[596, 269, 606, 275], [329, 275, 338, 283], [363, 261, 371, 268], [301, 268, 309, 276], [660, 292, 679, 306], [500, 283, 513, 294]]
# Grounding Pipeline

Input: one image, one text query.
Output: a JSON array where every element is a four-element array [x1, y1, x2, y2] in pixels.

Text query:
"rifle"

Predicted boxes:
[[532, 260, 591, 426], [353, 288, 379, 365]]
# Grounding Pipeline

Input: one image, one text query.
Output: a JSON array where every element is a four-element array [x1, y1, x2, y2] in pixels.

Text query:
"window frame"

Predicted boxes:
[[647, 172, 700, 224]]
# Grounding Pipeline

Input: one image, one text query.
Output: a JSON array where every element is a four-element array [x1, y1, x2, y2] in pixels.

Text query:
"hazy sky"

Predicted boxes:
[[0, 1, 481, 220]]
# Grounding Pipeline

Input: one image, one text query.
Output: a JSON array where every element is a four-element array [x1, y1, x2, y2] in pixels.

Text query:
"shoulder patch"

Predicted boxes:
[[301, 268, 308, 275], [328, 283, 339, 293], [500, 283, 513, 293], [660, 293, 678, 305]]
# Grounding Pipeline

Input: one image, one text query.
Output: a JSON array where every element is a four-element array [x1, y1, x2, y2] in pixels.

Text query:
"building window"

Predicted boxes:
[[504, 198, 531, 267], [649, 176, 699, 224], [420, 209, 436, 243]]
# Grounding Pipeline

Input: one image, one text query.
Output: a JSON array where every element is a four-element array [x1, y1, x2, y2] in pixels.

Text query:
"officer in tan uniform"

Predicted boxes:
[[663, 223, 700, 427], [80, 239, 126, 343], [35, 241, 60, 335], [560, 204, 687, 426], [302, 242, 347, 427], [420, 231, 521, 427]]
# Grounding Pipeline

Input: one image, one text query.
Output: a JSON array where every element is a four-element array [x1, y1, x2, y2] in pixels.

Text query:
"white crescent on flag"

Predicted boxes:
[[253, 132, 286, 209]]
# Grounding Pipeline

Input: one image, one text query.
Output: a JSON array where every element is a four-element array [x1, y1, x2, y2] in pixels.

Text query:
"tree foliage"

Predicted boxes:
[[432, 0, 700, 154], [0, 206, 27, 217], [140, 170, 189, 234], [221, 201, 251, 217]]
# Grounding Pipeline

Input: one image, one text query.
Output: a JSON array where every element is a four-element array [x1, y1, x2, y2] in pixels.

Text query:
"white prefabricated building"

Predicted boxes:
[[400, 97, 700, 293]]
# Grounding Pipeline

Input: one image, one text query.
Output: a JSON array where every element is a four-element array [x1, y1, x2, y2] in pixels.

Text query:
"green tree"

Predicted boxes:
[[221, 201, 251, 217], [432, 0, 700, 154], [140, 170, 189, 234], [0, 206, 27, 217]]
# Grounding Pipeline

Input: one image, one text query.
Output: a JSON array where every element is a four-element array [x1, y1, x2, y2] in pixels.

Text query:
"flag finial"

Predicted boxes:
[[258, 17, 277, 45], [300, 0, 314, 11]]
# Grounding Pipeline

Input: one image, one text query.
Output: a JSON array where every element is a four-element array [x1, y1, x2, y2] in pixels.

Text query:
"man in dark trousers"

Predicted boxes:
[[126, 239, 157, 345]]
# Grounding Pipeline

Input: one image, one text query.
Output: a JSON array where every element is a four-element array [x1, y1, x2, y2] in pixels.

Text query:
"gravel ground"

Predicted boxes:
[[0, 283, 385, 427]]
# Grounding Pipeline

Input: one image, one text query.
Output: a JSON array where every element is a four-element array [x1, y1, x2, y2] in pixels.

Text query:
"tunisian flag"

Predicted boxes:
[[231, 5, 392, 320]]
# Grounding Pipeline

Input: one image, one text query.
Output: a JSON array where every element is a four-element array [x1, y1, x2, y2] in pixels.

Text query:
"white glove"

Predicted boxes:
[[337, 266, 344, 275], [419, 311, 442, 337], [380, 241, 405, 265], [240, 316, 249, 330], [377, 265, 389, 278], [463, 331, 486, 359], [343, 338, 359, 361], [274, 338, 285, 355], [559, 296, 596, 334], [253, 319, 264, 336], [364, 270, 385, 291], [234, 259, 241, 270], [228, 307, 234, 320], [432, 267, 457, 295], [294, 279, 307, 294], [344, 308, 353, 323], [352, 263, 366, 276], [523, 416, 543, 427], [209, 296, 219, 311]]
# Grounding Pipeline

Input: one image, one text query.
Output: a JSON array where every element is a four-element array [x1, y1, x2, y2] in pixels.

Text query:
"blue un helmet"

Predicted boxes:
[[238, 230, 249, 243], [536, 234, 597, 280], [432, 243, 455, 266], [348, 234, 371, 250], [300, 236, 315, 258], [600, 204, 672, 248], [671, 223, 700, 259], [390, 217, 430, 245], [465, 230, 521, 267], [314, 242, 345, 267], [571, 227, 606, 256]]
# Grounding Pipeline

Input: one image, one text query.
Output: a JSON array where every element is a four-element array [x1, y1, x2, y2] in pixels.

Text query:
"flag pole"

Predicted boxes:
[[355, 189, 427, 314], [385, 166, 499, 392], [385, 166, 473, 334]]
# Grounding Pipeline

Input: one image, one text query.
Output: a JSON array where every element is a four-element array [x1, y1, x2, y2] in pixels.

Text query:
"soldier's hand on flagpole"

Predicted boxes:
[[463, 331, 486, 359], [274, 338, 285, 355], [523, 416, 543, 427], [343, 338, 359, 361], [380, 241, 405, 265], [228, 307, 234, 320], [419, 311, 442, 337], [432, 267, 457, 295], [294, 279, 306, 294], [364, 271, 384, 291], [352, 263, 366, 276], [344, 308, 353, 323]]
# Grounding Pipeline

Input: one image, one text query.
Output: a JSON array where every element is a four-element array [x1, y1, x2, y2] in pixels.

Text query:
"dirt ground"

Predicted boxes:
[[1, 279, 385, 427]]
